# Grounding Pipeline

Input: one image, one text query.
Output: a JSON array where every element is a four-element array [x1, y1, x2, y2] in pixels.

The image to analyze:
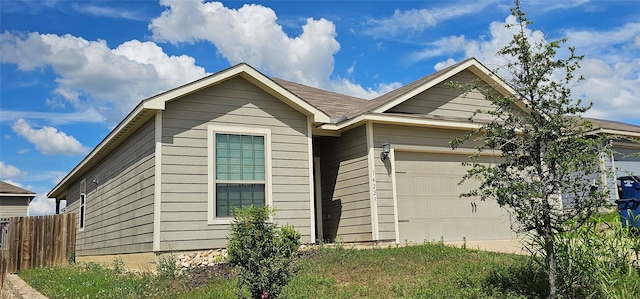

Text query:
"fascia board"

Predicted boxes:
[[591, 128, 640, 138], [0, 193, 36, 197], [320, 114, 482, 132]]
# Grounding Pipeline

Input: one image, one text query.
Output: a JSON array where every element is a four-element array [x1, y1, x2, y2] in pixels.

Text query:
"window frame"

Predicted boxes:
[[79, 178, 86, 231], [207, 125, 272, 224]]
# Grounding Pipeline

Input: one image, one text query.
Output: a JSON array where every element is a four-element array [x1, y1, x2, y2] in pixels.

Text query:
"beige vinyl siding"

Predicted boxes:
[[373, 123, 514, 243], [0, 197, 30, 217], [372, 124, 485, 241], [66, 118, 156, 256], [388, 70, 495, 121], [317, 125, 372, 242], [160, 76, 312, 251]]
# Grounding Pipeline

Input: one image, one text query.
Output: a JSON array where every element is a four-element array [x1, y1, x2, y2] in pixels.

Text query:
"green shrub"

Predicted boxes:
[[227, 205, 301, 299]]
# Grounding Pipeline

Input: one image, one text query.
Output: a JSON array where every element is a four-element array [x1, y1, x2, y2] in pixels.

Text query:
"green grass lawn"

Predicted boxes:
[[19, 243, 549, 299]]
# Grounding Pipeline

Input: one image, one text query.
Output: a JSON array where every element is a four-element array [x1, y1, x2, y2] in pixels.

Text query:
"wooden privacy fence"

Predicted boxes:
[[0, 214, 76, 281], [0, 217, 9, 249]]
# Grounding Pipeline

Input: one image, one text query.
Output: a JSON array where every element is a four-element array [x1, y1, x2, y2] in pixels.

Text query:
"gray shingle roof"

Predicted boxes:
[[272, 78, 368, 120], [273, 58, 476, 121], [0, 181, 35, 195]]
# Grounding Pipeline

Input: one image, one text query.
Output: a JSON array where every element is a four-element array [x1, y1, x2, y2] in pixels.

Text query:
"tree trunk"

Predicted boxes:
[[544, 216, 557, 299]]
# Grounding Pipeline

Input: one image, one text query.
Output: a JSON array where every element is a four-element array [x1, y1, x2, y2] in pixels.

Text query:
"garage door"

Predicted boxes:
[[396, 152, 515, 243]]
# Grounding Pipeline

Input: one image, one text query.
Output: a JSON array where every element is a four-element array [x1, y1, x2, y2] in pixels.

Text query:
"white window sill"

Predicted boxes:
[[208, 218, 232, 225]]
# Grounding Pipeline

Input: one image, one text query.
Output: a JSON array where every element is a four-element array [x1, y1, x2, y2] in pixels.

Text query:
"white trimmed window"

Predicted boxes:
[[79, 178, 86, 230], [208, 125, 271, 223]]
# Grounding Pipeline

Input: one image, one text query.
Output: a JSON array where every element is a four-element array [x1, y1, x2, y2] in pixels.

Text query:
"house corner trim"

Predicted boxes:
[[153, 111, 162, 252], [366, 122, 380, 240]]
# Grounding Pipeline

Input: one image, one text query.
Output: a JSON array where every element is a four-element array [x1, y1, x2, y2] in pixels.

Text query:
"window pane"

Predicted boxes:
[[215, 133, 265, 181], [216, 183, 265, 217]]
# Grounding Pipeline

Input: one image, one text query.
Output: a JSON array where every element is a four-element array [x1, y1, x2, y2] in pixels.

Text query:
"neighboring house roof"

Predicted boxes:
[[586, 117, 640, 138], [0, 181, 36, 197]]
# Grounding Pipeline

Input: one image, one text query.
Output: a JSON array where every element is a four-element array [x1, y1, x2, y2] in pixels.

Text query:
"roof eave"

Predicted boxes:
[[588, 128, 640, 138], [0, 193, 36, 197], [319, 113, 483, 132]]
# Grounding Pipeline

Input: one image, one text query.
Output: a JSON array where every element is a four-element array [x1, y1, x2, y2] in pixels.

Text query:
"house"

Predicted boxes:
[[0, 181, 36, 218], [47, 58, 639, 262], [585, 118, 640, 202]]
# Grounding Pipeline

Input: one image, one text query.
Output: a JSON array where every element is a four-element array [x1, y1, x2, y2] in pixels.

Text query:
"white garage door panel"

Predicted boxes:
[[396, 152, 514, 243]]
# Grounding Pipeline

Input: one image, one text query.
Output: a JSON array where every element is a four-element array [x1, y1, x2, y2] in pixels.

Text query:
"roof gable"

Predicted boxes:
[[360, 58, 517, 116], [143, 63, 330, 123], [385, 69, 499, 122]]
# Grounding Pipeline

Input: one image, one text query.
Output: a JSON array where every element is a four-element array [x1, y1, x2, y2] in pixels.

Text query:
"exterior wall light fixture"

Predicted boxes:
[[380, 141, 390, 161]]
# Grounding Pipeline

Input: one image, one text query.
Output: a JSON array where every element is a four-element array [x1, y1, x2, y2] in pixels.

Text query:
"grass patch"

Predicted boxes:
[[19, 243, 547, 298], [283, 243, 546, 298]]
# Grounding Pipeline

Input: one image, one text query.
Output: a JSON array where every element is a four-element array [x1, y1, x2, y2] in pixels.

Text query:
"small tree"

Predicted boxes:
[[450, 1, 610, 297], [227, 206, 301, 299]]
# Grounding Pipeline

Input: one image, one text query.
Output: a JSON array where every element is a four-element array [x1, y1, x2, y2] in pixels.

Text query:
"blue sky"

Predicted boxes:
[[1, 0, 639, 215]]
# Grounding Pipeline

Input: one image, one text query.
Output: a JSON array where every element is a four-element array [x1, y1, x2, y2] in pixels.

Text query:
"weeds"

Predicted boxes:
[[553, 213, 640, 298], [156, 254, 177, 280]]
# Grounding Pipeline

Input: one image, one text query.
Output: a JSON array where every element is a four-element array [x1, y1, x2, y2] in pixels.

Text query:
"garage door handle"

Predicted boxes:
[[398, 220, 409, 223]]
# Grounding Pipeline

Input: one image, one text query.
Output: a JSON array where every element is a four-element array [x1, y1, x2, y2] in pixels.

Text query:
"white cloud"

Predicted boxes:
[[72, 3, 146, 21], [149, 0, 392, 99], [0, 161, 28, 179], [0, 110, 105, 125], [419, 13, 640, 124], [329, 79, 403, 100], [366, 8, 437, 37], [151, 0, 339, 88], [29, 193, 59, 216], [364, 1, 499, 38], [11, 119, 89, 156], [0, 31, 207, 123], [525, 0, 590, 12], [417, 15, 546, 73]]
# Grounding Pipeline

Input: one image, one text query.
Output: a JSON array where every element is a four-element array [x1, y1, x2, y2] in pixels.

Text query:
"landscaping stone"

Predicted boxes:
[[175, 249, 228, 275]]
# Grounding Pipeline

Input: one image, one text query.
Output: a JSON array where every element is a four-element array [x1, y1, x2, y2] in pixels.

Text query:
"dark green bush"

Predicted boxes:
[[227, 206, 301, 299]]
